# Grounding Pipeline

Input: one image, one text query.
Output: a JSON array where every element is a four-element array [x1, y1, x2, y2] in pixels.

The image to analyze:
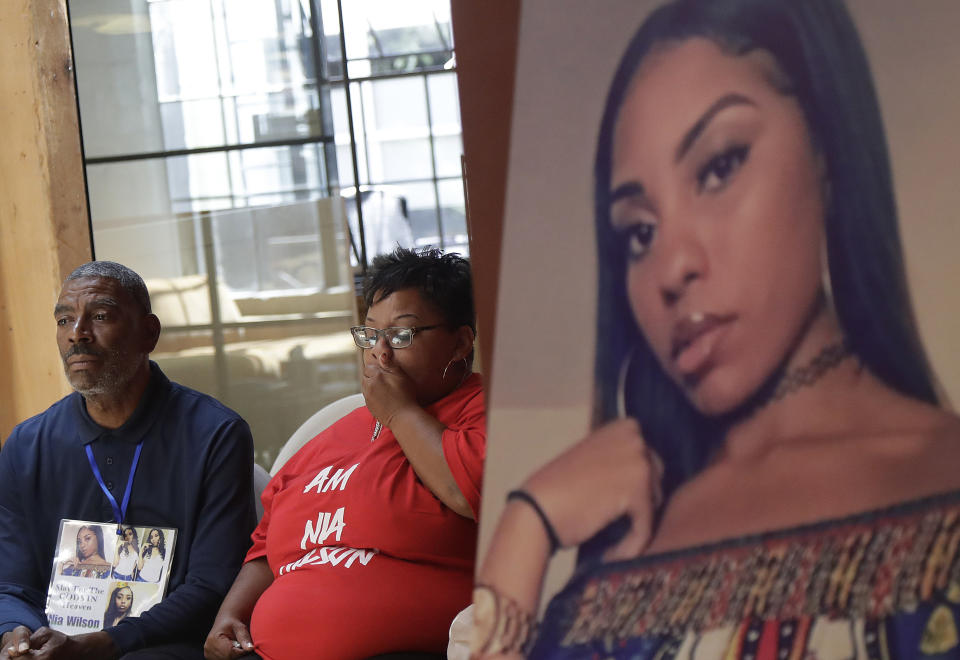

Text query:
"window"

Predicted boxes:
[[69, 0, 464, 468]]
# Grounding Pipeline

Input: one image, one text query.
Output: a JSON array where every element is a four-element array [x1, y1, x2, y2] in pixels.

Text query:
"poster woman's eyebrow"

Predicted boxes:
[[674, 92, 756, 163], [608, 181, 647, 206]]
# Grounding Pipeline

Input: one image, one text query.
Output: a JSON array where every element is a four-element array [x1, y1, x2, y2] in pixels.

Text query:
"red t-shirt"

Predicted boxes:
[[246, 374, 485, 659]]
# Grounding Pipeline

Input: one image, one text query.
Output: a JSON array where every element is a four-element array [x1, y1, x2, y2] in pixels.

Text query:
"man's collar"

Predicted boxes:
[[72, 361, 171, 445]]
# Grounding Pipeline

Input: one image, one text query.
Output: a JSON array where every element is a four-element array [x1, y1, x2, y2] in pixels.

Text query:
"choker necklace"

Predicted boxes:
[[766, 340, 852, 405], [370, 419, 382, 442]]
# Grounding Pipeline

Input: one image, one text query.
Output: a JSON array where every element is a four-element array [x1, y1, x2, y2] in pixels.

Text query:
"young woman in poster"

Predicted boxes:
[[474, 0, 960, 657], [136, 528, 166, 583], [59, 525, 111, 579], [102, 584, 134, 628], [112, 526, 140, 581]]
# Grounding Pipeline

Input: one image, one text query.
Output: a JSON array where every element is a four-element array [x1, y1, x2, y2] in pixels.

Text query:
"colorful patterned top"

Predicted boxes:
[[531, 490, 960, 659]]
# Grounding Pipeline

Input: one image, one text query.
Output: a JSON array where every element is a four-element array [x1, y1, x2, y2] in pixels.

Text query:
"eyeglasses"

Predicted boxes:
[[350, 324, 445, 349]]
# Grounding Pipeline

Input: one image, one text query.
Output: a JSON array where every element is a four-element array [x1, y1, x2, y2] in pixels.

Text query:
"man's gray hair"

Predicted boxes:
[[66, 261, 152, 314]]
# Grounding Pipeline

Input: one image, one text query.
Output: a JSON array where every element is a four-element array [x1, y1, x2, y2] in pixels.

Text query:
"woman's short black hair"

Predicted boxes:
[[592, 0, 938, 495], [362, 247, 475, 333]]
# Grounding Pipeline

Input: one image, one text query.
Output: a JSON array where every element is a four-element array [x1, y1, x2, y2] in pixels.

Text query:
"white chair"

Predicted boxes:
[[270, 392, 366, 475], [447, 604, 473, 660], [252, 464, 271, 521]]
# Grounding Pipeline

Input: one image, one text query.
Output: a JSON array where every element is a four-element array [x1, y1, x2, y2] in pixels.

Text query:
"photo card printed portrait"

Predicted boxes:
[[45, 519, 176, 634]]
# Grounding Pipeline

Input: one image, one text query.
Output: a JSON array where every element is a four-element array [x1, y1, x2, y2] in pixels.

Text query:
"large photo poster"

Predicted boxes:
[[474, 0, 960, 657]]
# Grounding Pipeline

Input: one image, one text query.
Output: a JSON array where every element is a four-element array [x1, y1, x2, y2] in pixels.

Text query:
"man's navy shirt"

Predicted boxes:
[[0, 363, 255, 653]]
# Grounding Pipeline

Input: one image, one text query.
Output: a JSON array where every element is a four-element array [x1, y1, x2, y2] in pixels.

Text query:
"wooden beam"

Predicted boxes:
[[0, 0, 91, 442], [451, 0, 520, 390]]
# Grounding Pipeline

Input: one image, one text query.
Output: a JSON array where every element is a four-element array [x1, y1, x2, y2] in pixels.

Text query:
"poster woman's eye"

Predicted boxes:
[[625, 222, 657, 261], [697, 144, 750, 193]]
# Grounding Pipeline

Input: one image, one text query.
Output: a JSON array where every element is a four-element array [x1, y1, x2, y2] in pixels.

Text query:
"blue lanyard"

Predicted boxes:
[[84, 441, 144, 536]]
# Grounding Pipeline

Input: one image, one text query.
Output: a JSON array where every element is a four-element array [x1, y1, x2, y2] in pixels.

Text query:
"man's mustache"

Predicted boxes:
[[64, 345, 104, 360]]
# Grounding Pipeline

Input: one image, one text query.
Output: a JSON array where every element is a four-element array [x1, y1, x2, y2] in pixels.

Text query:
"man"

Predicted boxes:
[[0, 262, 256, 659]]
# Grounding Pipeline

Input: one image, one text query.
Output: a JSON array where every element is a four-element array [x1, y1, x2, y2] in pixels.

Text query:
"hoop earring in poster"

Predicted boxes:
[[821, 180, 836, 311], [616, 348, 636, 419]]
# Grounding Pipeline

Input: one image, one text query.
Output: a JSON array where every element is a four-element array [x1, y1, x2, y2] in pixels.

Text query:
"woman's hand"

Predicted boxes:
[[522, 418, 663, 561], [362, 354, 475, 518], [473, 419, 664, 658], [361, 354, 419, 426], [203, 617, 256, 660], [205, 558, 273, 660]]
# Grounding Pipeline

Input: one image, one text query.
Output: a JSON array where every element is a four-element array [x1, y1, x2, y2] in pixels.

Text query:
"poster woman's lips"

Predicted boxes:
[[671, 312, 735, 376]]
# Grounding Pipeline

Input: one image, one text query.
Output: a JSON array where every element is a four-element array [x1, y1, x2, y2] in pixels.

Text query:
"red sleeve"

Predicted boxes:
[[440, 383, 486, 519]]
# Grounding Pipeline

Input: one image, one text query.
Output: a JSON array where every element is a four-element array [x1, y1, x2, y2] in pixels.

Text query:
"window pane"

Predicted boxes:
[[438, 178, 468, 254], [378, 139, 434, 182], [370, 78, 428, 131], [332, 84, 369, 187], [87, 160, 175, 224], [71, 1, 169, 157], [390, 181, 439, 247], [72, 0, 332, 157], [433, 135, 463, 179], [337, 0, 453, 78], [427, 72, 461, 127]]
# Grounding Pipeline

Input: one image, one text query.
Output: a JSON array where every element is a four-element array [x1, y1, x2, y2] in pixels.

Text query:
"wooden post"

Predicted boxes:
[[451, 0, 521, 387], [0, 0, 91, 442]]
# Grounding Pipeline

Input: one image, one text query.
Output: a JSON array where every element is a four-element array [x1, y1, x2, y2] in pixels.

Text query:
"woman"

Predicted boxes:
[[112, 526, 140, 580], [102, 583, 134, 628], [205, 248, 486, 660], [60, 525, 111, 578], [474, 0, 960, 657], [136, 528, 166, 583]]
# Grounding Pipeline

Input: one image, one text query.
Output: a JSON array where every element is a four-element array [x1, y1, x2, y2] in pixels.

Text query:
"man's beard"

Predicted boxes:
[[62, 344, 142, 398]]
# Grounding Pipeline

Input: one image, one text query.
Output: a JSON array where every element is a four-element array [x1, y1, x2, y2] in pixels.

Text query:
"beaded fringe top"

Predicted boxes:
[[555, 490, 960, 648]]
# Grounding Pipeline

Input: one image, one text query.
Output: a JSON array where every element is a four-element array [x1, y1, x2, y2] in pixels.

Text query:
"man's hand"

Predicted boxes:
[[204, 616, 257, 659], [2, 628, 119, 660], [1, 626, 31, 659]]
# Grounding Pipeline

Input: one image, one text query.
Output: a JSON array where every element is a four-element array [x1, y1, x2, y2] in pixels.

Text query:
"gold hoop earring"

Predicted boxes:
[[442, 357, 467, 381]]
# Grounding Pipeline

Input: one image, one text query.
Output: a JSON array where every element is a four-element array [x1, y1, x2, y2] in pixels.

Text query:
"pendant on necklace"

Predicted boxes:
[[371, 420, 382, 442]]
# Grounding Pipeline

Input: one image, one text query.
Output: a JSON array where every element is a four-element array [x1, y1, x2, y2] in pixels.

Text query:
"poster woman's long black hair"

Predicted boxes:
[[593, 0, 938, 496]]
